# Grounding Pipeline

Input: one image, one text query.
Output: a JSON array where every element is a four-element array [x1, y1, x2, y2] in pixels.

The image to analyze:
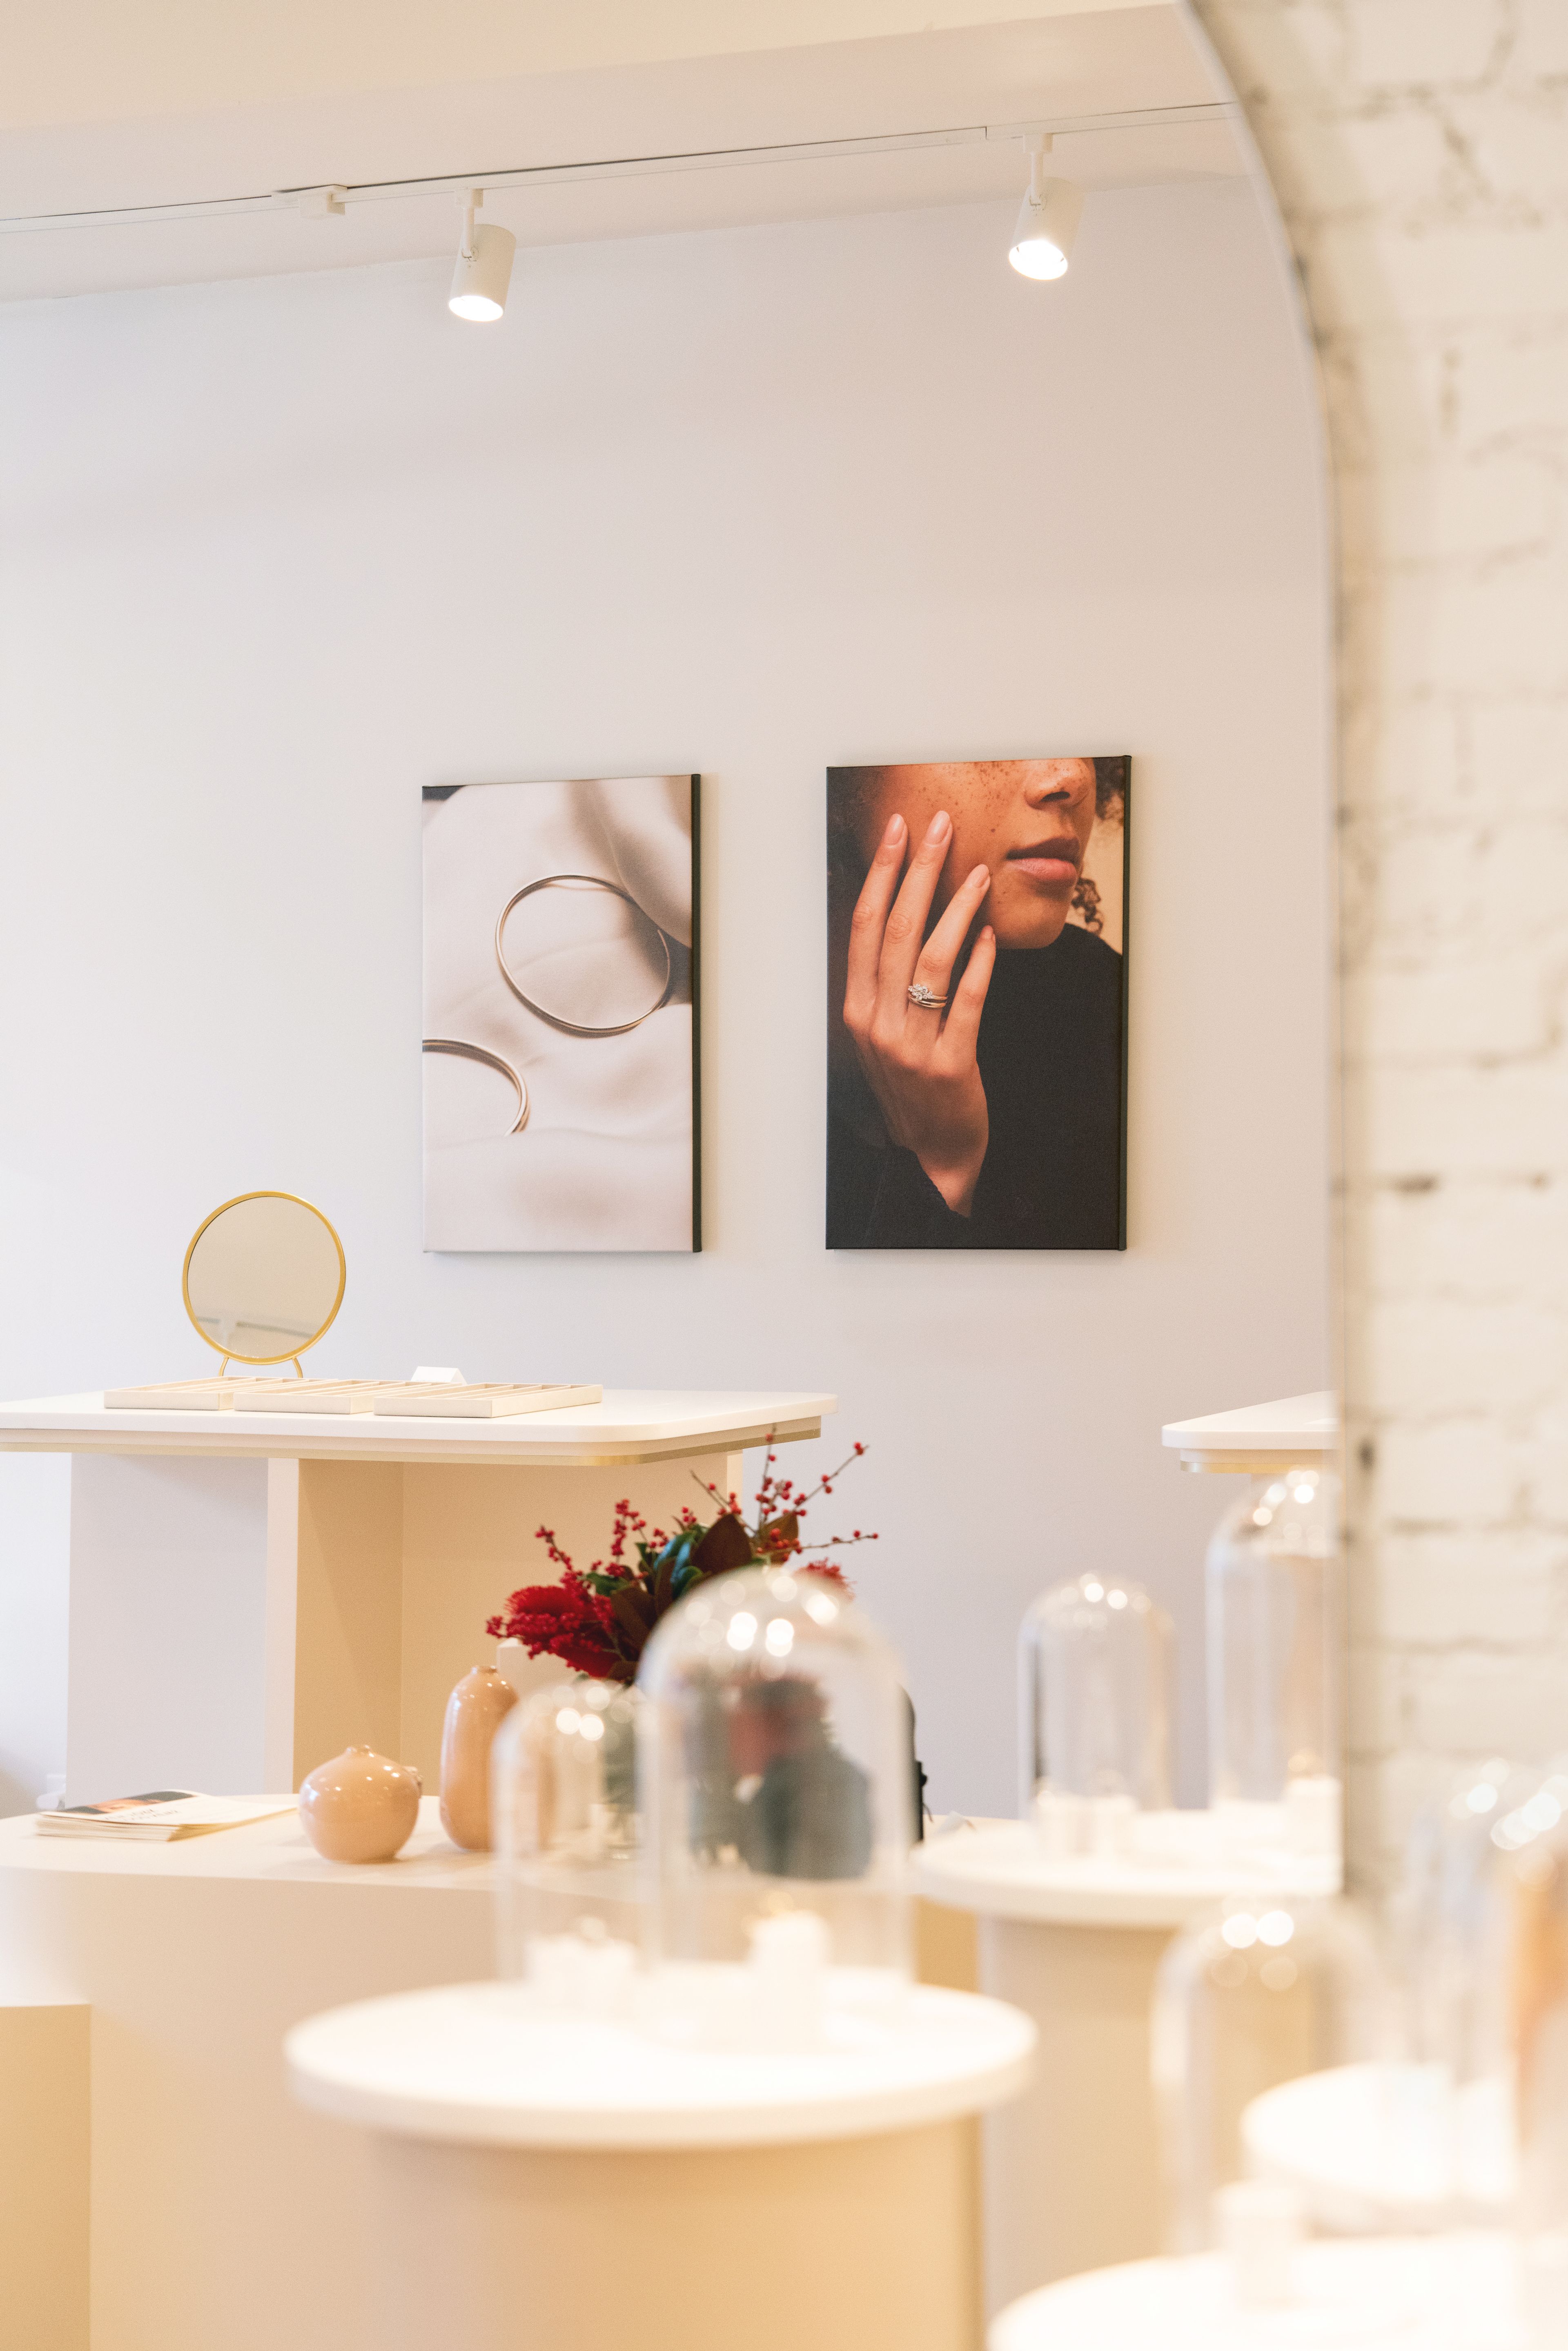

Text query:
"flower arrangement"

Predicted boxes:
[[485, 1440, 877, 1685]]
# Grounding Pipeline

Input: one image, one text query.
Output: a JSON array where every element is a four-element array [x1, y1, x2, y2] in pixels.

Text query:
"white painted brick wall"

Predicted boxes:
[[1193, 0, 1568, 1885]]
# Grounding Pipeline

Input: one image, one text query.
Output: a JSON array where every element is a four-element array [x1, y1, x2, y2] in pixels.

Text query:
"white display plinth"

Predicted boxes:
[[287, 1974, 1035, 2148], [0, 1798, 493, 2351], [288, 1977, 1035, 2351], [1161, 1390, 1337, 1476], [913, 1818, 1343, 2310], [0, 1387, 832, 1801], [990, 2234, 1526, 2351], [915, 1818, 1340, 1931], [1243, 2063, 1515, 2234]]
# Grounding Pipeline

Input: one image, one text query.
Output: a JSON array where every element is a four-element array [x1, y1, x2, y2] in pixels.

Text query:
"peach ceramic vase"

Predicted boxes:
[[298, 1746, 422, 1863], [440, 1665, 519, 1851]]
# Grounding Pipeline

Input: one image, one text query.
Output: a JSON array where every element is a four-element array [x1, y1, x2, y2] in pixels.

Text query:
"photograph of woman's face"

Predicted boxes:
[[849, 759, 1099, 950], [826, 754, 1129, 1253]]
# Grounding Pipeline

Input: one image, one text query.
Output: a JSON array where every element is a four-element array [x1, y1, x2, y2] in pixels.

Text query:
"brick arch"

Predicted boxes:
[[1192, 0, 1568, 1883]]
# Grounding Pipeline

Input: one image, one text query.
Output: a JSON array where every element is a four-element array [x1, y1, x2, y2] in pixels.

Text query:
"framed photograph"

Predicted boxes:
[[423, 776, 700, 1252], [825, 757, 1128, 1250]]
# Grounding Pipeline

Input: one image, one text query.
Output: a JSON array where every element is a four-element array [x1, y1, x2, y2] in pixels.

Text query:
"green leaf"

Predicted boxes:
[[691, 1513, 754, 1577], [610, 1584, 655, 1643]]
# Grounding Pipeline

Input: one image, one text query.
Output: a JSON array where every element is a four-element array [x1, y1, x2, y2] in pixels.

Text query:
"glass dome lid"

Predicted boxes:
[[491, 1676, 646, 2015], [1018, 1571, 1174, 1852], [1206, 1464, 1342, 1859], [637, 1565, 914, 2045], [1153, 1889, 1389, 2254]]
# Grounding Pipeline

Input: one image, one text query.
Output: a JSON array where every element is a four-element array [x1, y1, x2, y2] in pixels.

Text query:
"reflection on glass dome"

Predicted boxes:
[[638, 1565, 913, 2049], [491, 1677, 645, 2015], [1018, 1571, 1173, 1855], [1398, 1758, 1520, 2081], [1496, 1764, 1568, 2334], [1379, 1756, 1524, 2209], [1207, 1466, 1342, 1862], [1153, 1891, 1388, 2253]]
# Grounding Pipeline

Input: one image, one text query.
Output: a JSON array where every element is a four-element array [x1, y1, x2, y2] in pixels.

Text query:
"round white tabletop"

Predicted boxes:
[[1243, 2064, 1514, 2232], [913, 1819, 1341, 1929], [287, 1974, 1036, 2150], [991, 2234, 1526, 2351]]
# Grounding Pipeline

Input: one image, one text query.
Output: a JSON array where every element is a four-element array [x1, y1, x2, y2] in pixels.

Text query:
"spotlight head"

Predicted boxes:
[[1008, 177, 1083, 281], [450, 223, 515, 321], [449, 192, 515, 322]]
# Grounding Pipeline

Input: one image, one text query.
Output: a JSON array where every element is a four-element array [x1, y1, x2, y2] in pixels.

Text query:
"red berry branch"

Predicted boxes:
[[484, 1437, 877, 1684]]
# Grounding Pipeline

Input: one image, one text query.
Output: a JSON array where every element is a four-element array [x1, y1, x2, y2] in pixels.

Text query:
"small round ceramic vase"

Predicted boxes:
[[440, 1665, 519, 1852], [298, 1745, 422, 1863]]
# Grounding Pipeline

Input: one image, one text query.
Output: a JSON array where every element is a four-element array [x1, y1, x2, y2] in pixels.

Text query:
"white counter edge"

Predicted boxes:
[[0, 1389, 837, 1467]]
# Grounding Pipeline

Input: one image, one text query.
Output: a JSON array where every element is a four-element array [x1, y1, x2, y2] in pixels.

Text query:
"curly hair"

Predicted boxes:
[[1071, 756, 1128, 936]]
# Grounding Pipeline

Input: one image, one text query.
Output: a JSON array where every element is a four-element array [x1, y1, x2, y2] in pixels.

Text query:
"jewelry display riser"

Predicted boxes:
[[989, 2234, 1520, 2351], [1242, 2062, 1512, 2234], [913, 1821, 1342, 2311], [0, 1802, 494, 2351], [286, 1977, 1037, 2351], [0, 1800, 1002, 2351], [0, 1388, 831, 1802]]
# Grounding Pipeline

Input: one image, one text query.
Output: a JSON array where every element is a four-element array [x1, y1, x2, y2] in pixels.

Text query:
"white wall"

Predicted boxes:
[[0, 181, 1329, 1817]]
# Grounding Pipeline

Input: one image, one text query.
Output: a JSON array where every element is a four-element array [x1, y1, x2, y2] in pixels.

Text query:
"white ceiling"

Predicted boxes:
[[0, 4, 1243, 303]]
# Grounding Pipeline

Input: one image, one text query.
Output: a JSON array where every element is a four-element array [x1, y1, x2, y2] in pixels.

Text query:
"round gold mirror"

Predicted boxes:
[[182, 1192, 346, 1373]]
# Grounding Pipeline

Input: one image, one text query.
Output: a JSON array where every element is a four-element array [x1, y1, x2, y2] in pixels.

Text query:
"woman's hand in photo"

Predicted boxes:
[[843, 810, 996, 1216]]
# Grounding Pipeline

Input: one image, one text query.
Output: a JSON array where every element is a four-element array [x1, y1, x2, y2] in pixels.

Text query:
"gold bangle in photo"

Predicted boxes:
[[495, 874, 674, 1038], [421, 1038, 529, 1134]]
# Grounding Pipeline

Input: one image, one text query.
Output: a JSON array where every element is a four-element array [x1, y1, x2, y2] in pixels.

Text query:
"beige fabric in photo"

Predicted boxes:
[[422, 778, 694, 1252]]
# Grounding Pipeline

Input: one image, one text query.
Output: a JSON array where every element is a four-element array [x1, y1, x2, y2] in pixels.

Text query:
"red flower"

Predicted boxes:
[[486, 1574, 633, 1682], [484, 1440, 875, 1683]]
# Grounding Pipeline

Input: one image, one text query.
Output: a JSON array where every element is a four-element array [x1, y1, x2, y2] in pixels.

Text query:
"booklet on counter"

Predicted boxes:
[[36, 1792, 296, 1841]]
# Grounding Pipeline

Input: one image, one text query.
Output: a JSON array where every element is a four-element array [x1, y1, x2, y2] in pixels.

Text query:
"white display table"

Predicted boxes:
[[1242, 2064, 1514, 2234], [1161, 1391, 1337, 1477], [288, 1977, 1036, 2351], [0, 1795, 1002, 2351], [0, 1386, 832, 1800], [0, 1798, 493, 2351], [914, 1820, 1341, 2308], [990, 2233, 1526, 2351]]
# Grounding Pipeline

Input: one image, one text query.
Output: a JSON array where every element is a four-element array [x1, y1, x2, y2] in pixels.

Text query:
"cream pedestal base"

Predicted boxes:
[[0, 1801, 492, 2351], [0, 1999, 89, 2351], [981, 1911, 1175, 2298], [287, 1978, 1037, 2351], [0, 1808, 989, 2351], [365, 2122, 977, 2351]]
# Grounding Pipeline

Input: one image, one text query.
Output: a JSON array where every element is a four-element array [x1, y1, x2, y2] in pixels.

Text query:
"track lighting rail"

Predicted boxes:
[[0, 102, 1233, 235]]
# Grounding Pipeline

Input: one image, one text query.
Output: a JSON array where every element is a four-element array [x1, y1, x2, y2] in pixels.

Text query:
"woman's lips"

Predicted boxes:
[[1005, 840, 1080, 887]]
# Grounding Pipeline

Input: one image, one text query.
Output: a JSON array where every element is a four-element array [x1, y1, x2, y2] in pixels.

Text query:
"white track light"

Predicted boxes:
[[1008, 135, 1082, 281], [449, 188, 515, 322]]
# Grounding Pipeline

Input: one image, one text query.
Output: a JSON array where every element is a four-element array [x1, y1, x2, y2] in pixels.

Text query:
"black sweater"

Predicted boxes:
[[826, 923, 1126, 1251]]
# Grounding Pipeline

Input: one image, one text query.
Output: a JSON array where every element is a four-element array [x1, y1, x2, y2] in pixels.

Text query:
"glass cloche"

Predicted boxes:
[[1389, 1756, 1522, 2202], [1018, 1572, 1174, 1854], [1495, 1764, 1568, 2336], [637, 1564, 914, 2049], [491, 1676, 645, 2015], [1153, 1890, 1389, 2253], [1206, 1466, 1342, 1861]]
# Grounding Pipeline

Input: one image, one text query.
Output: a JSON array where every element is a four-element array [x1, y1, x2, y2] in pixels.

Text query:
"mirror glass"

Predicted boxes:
[[182, 1192, 345, 1366]]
